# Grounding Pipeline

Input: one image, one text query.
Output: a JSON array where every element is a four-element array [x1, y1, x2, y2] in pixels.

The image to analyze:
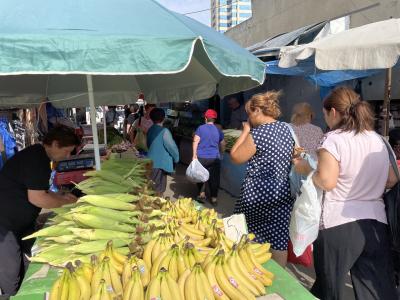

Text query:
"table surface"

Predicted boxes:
[[13, 259, 315, 300]]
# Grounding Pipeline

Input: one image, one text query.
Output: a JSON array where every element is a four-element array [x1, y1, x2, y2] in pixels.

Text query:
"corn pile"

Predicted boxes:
[[75, 156, 152, 195], [24, 193, 166, 266], [222, 129, 242, 152], [48, 198, 274, 299]]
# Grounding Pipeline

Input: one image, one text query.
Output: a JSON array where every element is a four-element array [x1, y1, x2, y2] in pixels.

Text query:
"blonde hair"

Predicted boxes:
[[245, 91, 282, 119], [291, 102, 314, 125]]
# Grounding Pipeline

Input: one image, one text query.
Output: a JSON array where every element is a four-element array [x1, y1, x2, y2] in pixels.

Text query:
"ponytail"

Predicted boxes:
[[323, 86, 374, 134]]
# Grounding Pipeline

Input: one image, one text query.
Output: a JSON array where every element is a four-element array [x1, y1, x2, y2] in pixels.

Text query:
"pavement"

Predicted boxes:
[[165, 164, 356, 300]]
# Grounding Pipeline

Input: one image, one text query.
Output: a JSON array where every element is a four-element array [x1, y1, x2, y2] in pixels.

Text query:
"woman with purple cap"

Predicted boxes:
[[192, 109, 225, 206]]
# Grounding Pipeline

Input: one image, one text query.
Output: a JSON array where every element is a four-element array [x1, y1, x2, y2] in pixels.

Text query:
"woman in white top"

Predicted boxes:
[[290, 102, 324, 160], [295, 87, 398, 300]]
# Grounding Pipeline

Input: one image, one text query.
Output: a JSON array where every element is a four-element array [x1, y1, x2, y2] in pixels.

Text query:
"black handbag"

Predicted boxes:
[[382, 138, 400, 252]]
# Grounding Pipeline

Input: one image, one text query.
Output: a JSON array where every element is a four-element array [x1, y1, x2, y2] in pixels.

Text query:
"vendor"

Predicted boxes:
[[0, 125, 80, 296], [228, 97, 247, 130]]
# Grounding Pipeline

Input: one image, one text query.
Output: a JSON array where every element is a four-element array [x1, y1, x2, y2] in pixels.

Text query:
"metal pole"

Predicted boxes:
[[383, 68, 392, 136], [103, 106, 107, 146], [86, 75, 101, 170]]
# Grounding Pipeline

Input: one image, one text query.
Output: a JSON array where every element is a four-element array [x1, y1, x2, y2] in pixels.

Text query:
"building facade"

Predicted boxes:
[[211, 0, 252, 33]]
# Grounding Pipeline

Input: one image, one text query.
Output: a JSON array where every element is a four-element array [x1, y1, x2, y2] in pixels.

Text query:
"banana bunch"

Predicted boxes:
[[123, 266, 144, 300], [142, 233, 174, 269], [91, 256, 123, 297], [122, 255, 150, 288], [145, 268, 181, 300], [179, 263, 214, 300], [98, 241, 128, 274], [49, 262, 91, 300]]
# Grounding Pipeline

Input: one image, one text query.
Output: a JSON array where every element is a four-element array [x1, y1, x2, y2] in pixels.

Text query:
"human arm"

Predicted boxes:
[[386, 164, 399, 188], [294, 149, 339, 191], [163, 129, 180, 163], [192, 134, 200, 160], [230, 122, 256, 164], [28, 190, 77, 209]]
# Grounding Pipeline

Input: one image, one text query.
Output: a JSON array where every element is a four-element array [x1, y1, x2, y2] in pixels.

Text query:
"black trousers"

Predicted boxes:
[[0, 226, 33, 296], [311, 219, 397, 300], [197, 157, 221, 199]]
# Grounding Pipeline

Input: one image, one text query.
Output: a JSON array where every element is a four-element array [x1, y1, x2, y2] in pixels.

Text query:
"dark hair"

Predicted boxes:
[[149, 108, 165, 123], [323, 86, 374, 134], [43, 125, 81, 147], [206, 118, 216, 123]]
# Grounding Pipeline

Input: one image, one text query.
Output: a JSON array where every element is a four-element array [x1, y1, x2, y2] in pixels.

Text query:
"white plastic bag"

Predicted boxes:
[[186, 159, 209, 183], [289, 171, 323, 257]]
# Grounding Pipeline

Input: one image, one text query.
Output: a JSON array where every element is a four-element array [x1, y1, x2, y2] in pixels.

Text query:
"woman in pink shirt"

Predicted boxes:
[[295, 87, 398, 300]]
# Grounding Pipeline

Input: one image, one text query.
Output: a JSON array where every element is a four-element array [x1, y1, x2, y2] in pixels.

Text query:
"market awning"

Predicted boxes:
[[265, 59, 381, 87], [247, 22, 327, 58], [279, 18, 400, 70]]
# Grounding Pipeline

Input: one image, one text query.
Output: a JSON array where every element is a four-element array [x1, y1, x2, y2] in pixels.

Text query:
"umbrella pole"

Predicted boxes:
[[383, 68, 392, 136], [103, 106, 107, 146], [86, 74, 101, 171]]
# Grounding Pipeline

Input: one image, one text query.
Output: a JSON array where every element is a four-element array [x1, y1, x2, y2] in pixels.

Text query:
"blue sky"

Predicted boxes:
[[156, 0, 211, 26]]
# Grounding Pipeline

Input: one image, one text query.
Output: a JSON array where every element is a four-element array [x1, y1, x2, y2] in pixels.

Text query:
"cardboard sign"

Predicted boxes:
[[223, 213, 248, 243]]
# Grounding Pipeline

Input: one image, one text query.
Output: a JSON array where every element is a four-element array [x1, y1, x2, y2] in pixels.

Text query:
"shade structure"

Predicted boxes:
[[0, 0, 265, 108], [279, 18, 400, 70]]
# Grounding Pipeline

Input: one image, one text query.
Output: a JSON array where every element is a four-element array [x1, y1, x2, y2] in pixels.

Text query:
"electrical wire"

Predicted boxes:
[[183, 1, 241, 15]]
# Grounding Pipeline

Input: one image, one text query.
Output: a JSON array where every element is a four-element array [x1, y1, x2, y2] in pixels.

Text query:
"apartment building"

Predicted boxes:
[[211, 0, 252, 33]]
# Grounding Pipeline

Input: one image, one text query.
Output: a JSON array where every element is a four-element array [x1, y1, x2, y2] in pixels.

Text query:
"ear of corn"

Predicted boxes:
[[66, 239, 130, 254], [70, 204, 140, 224], [69, 228, 134, 241], [78, 196, 136, 211], [22, 222, 73, 240], [72, 213, 135, 233]]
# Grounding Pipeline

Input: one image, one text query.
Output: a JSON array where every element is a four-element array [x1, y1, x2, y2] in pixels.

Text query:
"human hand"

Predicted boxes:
[[293, 157, 313, 175], [63, 193, 78, 204], [192, 155, 198, 161], [242, 121, 251, 133]]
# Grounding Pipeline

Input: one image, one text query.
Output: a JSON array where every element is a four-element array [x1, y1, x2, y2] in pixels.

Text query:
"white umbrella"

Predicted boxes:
[[279, 18, 400, 70]]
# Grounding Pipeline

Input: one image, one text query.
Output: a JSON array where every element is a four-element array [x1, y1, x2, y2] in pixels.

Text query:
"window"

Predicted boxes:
[[239, 5, 251, 10], [239, 12, 252, 18]]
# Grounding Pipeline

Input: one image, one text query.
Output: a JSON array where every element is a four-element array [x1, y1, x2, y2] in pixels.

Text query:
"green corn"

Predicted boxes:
[[75, 177, 132, 194], [45, 235, 78, 244], [72, 213, 134, 233], [78, 196, 136, 211], [66, 239, 129, 254], [71, 205, 140, 223], [84, 193, 140, 203], [22, 222, 74, 240], [84, 170, 133, 188], [69, 228, 133, 241]]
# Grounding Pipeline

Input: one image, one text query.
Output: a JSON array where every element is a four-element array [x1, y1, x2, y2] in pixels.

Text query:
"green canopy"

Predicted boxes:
[[0, 0, 265, 108]]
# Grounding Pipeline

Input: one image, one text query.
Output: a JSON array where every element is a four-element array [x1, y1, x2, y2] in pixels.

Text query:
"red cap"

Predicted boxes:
[[204, 109, 217, 119]]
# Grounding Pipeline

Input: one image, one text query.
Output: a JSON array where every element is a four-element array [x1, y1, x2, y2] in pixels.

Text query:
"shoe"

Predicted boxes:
[[211, 197, 218, 207], [196, 196, 205, 204]]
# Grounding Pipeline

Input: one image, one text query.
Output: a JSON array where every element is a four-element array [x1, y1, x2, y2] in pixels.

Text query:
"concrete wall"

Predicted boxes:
[[225, 0, 399, 47]]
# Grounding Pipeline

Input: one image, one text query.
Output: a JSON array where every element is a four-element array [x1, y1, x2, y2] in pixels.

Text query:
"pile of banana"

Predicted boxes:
[[25, 193, 166, 266], [50, 234, 273, 300]]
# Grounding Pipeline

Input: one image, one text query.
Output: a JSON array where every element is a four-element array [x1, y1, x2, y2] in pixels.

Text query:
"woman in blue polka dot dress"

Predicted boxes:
[[230, 91, 294, 267]]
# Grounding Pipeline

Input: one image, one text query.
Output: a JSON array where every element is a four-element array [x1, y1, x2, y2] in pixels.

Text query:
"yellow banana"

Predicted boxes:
[[245, 246, 274, 280], [160, 271, 173, 300], [49, 273, 63, 300], [196, 264, 216, 300], [91, 259, 104, 295], [67, 275, 80, 300], [184, 269, 196, 300], [150, 249, 168, 278], [75, 273, 91, 300], [143, 239, 156, 269], [151, 237, 162, 264], [215, 260, 245, 300], [165, 271, 182, 300], [112, 248, 128, 265], [180, 223, 205, 236], [255, 252, 272, 265], [250, 243, 270, 254], [221, 258, 256, 300], [238, 247, 273, 286], [231, 249, 265, 295], [122, 260, 132, 288], [145, 273, 162, 300], [129, 275, 145, 300], [136, 258, 150, 287], [194, 266, 208, 300], [205, 259, 229, 300], [168, 251, 179, 281], [178, 269, 191, 300], [106, 258, 123, 295], [190, 237, 212, 248], [227, 253, 262, 296], [177, 252, 187, 277]]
